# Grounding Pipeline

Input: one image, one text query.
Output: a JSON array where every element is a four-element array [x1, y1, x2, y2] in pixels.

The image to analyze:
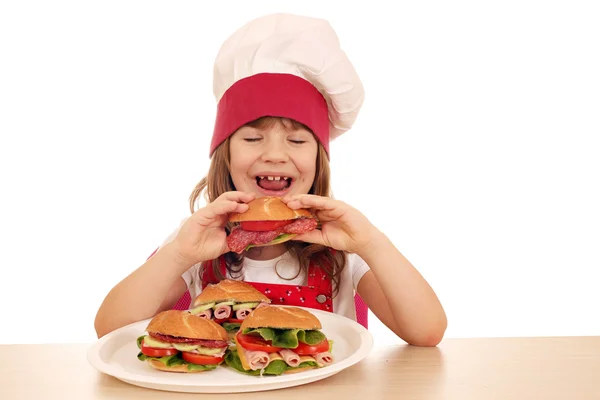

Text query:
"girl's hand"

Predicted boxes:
[[172, 191, 255, 265], [282, 194, 381, 255]]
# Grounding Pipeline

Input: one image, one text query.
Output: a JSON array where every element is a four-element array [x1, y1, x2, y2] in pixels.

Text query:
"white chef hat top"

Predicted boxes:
[[209, 13, 364, 157]]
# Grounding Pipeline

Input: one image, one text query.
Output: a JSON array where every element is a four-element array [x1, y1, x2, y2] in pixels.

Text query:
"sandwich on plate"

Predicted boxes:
[[226, 196, 318, 253], [136, 310, 229, 372], [225, 305, 334, 376], [189, 279, 271, 335]]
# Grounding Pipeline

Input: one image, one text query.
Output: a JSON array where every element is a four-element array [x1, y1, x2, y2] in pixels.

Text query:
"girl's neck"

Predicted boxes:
[[244, 244, 288, 261]]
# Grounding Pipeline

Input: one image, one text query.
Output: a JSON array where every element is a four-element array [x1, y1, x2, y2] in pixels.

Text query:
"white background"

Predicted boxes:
[[1, 1, 599, 344]]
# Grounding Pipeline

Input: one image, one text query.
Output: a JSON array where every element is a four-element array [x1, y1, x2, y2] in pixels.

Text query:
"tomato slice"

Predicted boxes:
[[294, 339, 330, 355], [141, 340, 178, 357], [240, 220, 292, 232], [214, 318, 244, 324], [181, 351, 224, 365], [236, 332, 282, 353]]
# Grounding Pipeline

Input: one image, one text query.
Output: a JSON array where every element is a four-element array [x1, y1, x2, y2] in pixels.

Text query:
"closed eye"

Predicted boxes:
[[289, 140, 306, 144], [244, 138, 261, 142]]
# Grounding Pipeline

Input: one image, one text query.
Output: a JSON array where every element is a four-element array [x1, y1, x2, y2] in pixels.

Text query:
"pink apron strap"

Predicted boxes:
[[200, 257, 227, 289]]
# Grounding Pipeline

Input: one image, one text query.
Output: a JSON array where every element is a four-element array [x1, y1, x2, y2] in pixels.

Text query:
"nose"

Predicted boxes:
[[260, 137, 289, 163]]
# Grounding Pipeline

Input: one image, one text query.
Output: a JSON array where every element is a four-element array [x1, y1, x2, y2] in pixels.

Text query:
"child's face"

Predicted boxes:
[[229, 119, 318, 198]]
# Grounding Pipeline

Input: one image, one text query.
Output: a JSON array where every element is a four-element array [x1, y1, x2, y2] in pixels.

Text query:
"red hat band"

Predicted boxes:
[[210, 73, 330, 157]]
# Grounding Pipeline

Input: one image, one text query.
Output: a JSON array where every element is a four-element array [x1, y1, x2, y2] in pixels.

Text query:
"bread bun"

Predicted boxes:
[[194, 279, 270, 306], [229, 196, 314, 222], [146, 310, 228, 342], [240, 305, 322, 331], [147, 359, 209, 373]]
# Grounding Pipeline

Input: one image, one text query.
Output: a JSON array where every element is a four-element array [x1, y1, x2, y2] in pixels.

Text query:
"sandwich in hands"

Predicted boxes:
[[225, 305, 334, 376], [136, 310, 229, 373], [189, 279, 271, 335], [226, 196, 318, 253]]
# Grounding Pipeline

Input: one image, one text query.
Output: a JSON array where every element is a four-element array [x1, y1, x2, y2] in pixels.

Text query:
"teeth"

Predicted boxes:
[[257, 176, 291, 181]]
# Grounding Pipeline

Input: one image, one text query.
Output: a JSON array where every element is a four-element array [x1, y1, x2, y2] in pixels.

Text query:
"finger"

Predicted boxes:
[[219, 191, 256, 204], [311, 209, 341, 223], [288, 195, 338, 211], [282, 194, 322, 205], [195, 200, 249, 223], [288, 197, 349, 222], [195, 191, 254, 224], [281, 193, 302, 203], [221, 240, 232, 255], [292, 229, 328, 247]]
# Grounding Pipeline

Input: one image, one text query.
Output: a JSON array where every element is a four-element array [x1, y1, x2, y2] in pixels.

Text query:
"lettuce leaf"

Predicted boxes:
[[137, 352, 219, 371], [241, 328, 326, 348], [187, 362, 218, 371], [222, 322, 241, 332]]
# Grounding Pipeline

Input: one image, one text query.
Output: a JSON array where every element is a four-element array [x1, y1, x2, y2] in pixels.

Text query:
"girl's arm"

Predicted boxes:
[[356, 233, 447, 346], [94, 191, 255, 338], [283, 194, 447, 346], [94, 242, 189, 338]]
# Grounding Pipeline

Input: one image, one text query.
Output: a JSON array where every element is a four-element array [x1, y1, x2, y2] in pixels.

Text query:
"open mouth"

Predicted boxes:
[[255, 175, 292, 192]]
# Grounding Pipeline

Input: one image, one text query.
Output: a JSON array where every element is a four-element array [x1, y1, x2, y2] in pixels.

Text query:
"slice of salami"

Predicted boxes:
[[282, 218, 318, 234], [227, 226, 258, 253], [227, 217, 317, 253], [253, 230, 280, 244], [148, 333, 228, 348]]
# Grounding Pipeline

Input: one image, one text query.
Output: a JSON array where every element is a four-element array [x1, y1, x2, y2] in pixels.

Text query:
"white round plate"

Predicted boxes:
[[87, 307, 373, 393]]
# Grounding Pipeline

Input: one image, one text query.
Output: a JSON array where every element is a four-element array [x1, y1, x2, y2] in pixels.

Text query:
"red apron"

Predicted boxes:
[[200, 255, 334, 312]]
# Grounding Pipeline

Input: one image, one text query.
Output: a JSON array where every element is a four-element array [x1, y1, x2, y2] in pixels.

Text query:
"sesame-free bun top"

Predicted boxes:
[[146, 310, 228, 342], [229, 196, 314, 222], [240, 305, 322, 331], [193, 279, 271, 306]]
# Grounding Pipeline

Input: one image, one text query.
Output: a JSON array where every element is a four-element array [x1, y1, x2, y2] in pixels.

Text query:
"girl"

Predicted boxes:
[[94, 13, 447, 346]]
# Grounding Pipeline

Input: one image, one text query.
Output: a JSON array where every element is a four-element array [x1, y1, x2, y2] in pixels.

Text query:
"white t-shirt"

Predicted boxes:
[[161, 219, 371, 322]]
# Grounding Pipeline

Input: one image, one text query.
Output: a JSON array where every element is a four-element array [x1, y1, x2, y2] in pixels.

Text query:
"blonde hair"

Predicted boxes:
[[189, 117, 346, 296]]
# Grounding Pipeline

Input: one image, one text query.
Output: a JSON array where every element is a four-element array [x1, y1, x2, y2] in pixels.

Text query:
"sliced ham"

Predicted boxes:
[[195, 309, 212, 319], [246, 349, 270, 371], [235, 308, 252, 320], [315, 352, 333, 366], [279, 349, 300, 367], [214, 305, 231, 319]]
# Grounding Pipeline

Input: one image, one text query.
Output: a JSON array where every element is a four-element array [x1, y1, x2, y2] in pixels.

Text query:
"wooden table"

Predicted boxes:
[[2, 337, 599, 399]]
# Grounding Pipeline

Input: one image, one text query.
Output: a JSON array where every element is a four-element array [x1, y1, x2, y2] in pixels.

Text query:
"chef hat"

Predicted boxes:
[[209, 13, 364, 157]]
